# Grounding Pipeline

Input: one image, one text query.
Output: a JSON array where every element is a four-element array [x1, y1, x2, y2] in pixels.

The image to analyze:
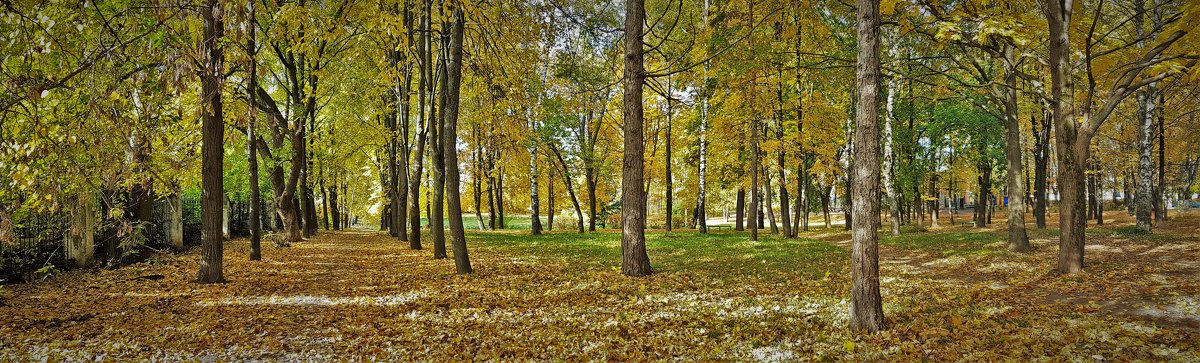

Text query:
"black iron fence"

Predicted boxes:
[[2, 192, 285, 282], [1, 211, 68, 283], [227, 198, 276, 237], [3, 212, 68, 251]]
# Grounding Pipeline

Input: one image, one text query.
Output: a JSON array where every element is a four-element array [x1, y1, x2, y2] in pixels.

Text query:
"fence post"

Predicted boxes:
[[65, 192, 96, 267], [168, 192, 184, 248]]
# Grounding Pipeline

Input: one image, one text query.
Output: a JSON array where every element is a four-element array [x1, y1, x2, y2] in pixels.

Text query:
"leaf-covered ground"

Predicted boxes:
[[2, 211, 1199, 361]]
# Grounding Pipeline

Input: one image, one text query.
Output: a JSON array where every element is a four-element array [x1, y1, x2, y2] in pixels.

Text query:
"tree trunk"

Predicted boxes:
[[764, 168, 778, 234], [474, 139, 486, 231], [758, 192, 765, 228], [665, 76, 674, 232], [529, 147, 543, 235], [408, 0, 433, 249], [749, 107, 760, 240], [586, 166, 597, 231], [1001, 47, 1030, 251], [407, 104, 426, 249], [1134, 0, 1155, 233], [850, 0, 884, 332], [431, 45, 447, 259], [1047, 0, 1087, 274], [497, 170, 506, 229], [330, 184, 340, 231], [1032, 111, 1050, 229], [199, 0, 225, 283], [821, 184, 832, 229], [778, 152, 791, 237], [929, 174, 940, 228], [1136, 84, 1154, 232], [320, 179, 330, 230], [882, 66, 900, 236], [1093, 158, 1104, 225], [620, 0, 652, 276], [696, 0, 710, 235], [547, 166, 556, 231], [442, 8, 472, 274], [735, 188, 745, 231], [380, 160, 391, 231], [393, 115, 408, 237], [487, 158, 497, 230], [974, 154, 991, 228], [246, 2, 262, 260], [298, 160, 313, 238], [1126, 168, 1135, 214], [843, 119, 854, 232], [1156, 91, 1166, 224], [550, 145, 585, 233], [394, 43, 412, 243], [794, 167, 804, 233], [304, 185, 318, 237]]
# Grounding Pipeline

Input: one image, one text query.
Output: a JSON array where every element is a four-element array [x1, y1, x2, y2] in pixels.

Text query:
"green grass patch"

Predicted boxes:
[[882, 230, 1003, 257], [465, 229, 846, 282]]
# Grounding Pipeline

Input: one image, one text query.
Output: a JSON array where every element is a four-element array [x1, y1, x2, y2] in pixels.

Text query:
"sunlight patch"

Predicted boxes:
[[921, 255, 967, 267], [748, 344, 796, 362], [1085, 244, 1126, 254], [196, 291, 427, 307], [1129, 296, 1200, 321], [979, 261, 1023, 273]]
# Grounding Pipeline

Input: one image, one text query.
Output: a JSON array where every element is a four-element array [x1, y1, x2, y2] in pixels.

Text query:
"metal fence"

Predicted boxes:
[[2, 194, 279, 256], [1, 212, 68, 253]]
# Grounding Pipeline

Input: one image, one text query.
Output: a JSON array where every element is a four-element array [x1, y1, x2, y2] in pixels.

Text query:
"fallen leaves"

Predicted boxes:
[[0, 213, 1198, 361]]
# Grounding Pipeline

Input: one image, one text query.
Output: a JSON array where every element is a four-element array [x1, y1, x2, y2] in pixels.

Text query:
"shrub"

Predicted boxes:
[[605, 213, 622, 229], [553, 214, 580, 231]]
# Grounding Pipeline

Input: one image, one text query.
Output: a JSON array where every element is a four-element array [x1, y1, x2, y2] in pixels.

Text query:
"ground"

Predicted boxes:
[[1, 211, 1198, 361]]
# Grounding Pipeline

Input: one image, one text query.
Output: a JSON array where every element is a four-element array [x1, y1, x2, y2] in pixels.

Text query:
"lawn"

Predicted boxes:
[[1, 211, 1197, 361]]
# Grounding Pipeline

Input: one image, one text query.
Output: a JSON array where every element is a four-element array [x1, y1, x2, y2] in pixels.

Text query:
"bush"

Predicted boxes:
[[605, 213, 621, 229], [673, 214, 689, 229], [553, 214, 580, 231]]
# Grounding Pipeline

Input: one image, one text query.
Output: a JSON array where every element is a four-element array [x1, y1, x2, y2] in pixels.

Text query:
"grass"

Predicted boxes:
[[412, 215, 560, 231], [882, 230, 1004, 257], [468, 229, 847, 282]]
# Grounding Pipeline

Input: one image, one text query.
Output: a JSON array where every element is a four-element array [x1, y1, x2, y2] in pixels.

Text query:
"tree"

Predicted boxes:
[[1135, 0, 1158, 233], [998, 42, 1030, 252], [1044, 0, 1193, 273], [245, 1, 263, 262], [409, 0, 435, 248], [881, 40, 900, 237], [850, 0, 885, 332], [198, 0, 226, 284], [621, 0, 652, 277], [430, 8, 448, 259], [442, 4, 472, 274]]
